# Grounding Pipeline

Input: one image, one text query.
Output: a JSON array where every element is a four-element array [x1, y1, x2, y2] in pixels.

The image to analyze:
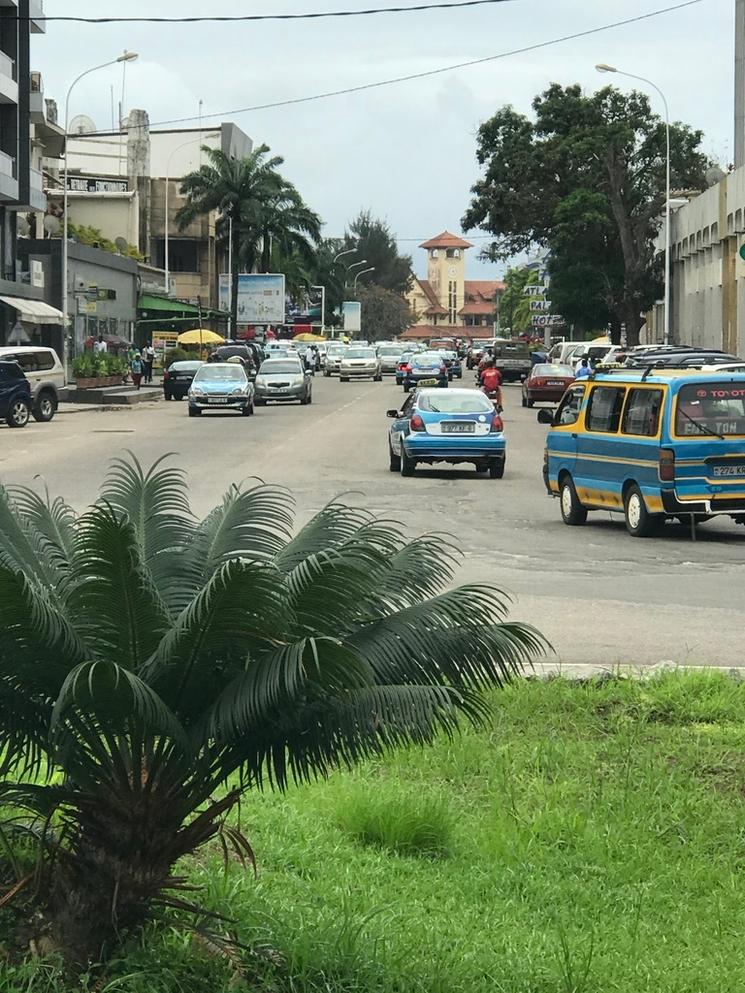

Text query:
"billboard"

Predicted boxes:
[[342, 301, 361, 334], [287, 285, 325, 326], [219, 273, 286, 325]]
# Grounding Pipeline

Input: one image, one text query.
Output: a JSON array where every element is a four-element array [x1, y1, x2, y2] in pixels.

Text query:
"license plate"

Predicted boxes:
[[417, 378, 439, 386], [207, 398, 227, 404], [547, 380, 565, 386], [442, 422, 475, 434], [712, 465, 745, 476]]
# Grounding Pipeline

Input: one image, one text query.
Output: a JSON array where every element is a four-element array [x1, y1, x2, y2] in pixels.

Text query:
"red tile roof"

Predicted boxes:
[[402, 324, 494, 340], [413, 278, 448, 315], [419, 231, 474, 250], [459, 279, 504, 315]]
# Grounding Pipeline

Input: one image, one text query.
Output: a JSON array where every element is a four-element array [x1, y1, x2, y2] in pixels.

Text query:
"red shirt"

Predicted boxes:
[[481, 368, 502, 391]]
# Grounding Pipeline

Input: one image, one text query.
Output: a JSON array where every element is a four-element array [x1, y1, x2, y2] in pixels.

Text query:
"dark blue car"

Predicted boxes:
[[0, 361, 32, 428], [402, 352, 449, 393]]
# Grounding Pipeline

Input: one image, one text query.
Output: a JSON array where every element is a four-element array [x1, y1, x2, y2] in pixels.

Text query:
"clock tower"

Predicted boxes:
[[419, 231, 473, 325]]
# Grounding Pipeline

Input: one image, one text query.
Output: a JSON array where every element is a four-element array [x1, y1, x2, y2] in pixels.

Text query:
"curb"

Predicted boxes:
[[530, 661, 745, 680]]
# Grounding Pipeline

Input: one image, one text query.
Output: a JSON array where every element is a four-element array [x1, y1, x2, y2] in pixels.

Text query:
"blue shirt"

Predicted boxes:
[[575, 366, 591, 379]]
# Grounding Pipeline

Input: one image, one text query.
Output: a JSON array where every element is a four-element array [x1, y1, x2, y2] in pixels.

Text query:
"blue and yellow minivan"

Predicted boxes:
[[539, 369, 745, 537]]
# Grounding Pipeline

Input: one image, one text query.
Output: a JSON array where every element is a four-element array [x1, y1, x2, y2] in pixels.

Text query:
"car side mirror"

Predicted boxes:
[[387, 408, 402, 418], [537, 408, 555, 425]]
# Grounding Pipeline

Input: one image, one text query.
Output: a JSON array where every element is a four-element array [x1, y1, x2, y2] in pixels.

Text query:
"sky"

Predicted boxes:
[[33, 0, 734, 279]]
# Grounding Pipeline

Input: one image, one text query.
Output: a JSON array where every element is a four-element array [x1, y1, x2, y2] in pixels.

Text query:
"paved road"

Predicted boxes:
[[2, 375, 745, 667]]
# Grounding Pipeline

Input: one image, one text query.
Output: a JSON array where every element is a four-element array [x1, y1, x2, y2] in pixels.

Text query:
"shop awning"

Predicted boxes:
[[138, 294, 228, 319], [0, 296, 65, 325]]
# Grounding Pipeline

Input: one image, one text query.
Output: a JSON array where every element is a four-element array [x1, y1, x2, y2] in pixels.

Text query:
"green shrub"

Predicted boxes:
[[72, 353, 127, 380], [338, 789, 455, 858]]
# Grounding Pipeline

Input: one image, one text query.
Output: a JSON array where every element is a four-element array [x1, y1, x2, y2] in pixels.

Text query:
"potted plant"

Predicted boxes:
[[73, 353, 126, 389]]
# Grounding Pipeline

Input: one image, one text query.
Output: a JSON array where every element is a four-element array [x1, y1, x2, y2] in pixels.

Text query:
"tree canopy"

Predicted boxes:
[[355, 283, 414, 342], [463, 84, 709, 344], [344, 211, 413, 295]]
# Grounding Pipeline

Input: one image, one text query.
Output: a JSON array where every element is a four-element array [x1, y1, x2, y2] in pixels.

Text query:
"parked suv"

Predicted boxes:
[[0, 346, 63, 421], [0, 361, 33, 427]]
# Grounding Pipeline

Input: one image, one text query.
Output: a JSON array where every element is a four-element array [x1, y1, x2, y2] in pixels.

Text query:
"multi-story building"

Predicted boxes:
[[405, 231, 504, 340], [0, 0, 66, 349]]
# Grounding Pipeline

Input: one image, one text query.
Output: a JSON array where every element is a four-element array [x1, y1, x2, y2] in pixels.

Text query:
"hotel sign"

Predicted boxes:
[[66, 176, 129, 194]]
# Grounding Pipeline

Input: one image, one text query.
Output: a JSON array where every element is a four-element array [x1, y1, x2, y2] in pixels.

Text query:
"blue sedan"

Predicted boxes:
[[402, 352, 449, 392], [387, 388, 506, 478], [187, 362, 255, 417]]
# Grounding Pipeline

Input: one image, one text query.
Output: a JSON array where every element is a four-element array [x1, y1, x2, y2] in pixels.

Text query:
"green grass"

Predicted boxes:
[[6, 672, 745, 992]]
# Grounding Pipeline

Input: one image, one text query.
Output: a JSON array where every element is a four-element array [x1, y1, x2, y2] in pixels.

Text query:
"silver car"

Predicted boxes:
[[340, 347, 383, 382], [254, 358, 313, 405], [324, 345, 347, 376], [376, 344, 408, 374]]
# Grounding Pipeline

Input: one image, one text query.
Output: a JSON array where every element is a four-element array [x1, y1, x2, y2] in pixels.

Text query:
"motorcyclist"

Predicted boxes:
[[479, 360, 503, 411]]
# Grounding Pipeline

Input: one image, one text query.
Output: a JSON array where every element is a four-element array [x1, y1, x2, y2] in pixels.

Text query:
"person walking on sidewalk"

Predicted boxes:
[[142, 342, 155, 383], [130, 351, 143, 390]]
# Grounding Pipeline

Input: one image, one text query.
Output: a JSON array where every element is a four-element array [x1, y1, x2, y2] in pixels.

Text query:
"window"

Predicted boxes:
[[675, 383, 745, 438], [586, 386, 626, 433], [5, 352, 36, 372], [0, 363, 24, 382], [622, 389, 663, 437], [154, 238, 200, 273], [448, 280, 458, 324], [554, 385, 585, 426], [446, 248, 461, 259]]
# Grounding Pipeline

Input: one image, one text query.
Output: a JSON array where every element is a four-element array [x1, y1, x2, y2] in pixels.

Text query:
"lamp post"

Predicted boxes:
[[353, 266, 375, 291], [62, 51, 138, 380], [344, 259, 368, 289], [333, 247, 357, 264], [596, 63, 671, 345], [164, 131, 219, 296]]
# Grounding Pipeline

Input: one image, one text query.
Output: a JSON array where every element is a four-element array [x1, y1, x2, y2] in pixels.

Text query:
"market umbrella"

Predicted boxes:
[[177, 329, 225, 345], [293, 332, 327, 342]]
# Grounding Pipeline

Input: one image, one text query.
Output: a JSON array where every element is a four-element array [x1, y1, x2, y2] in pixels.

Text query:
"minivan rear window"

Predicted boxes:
[[675, 383, 745, 437], [622, 388, 663, 437]]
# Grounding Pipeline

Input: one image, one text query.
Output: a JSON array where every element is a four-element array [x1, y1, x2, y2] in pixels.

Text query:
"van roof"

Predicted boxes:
[[589, 368, 745, 387]]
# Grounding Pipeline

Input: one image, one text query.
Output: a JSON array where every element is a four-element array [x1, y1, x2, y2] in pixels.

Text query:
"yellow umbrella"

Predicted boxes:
[[177, 329, 225, 346], [293, 332, 327, 342]]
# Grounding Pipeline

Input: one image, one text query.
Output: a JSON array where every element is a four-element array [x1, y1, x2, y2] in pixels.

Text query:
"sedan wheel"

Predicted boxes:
[[488, 459, 505, 479], [400, 448, 416, 477], [33, 392, 57, 422], [7, 398, 30, 428], [389, 443, 401, 472]]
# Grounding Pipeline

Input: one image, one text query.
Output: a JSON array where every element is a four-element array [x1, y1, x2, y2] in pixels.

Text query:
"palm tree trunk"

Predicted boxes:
[[231, 223, 240, 340]]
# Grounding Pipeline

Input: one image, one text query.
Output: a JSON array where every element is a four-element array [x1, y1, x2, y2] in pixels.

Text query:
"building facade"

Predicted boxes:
[[0, 0, 66, 348], [405, 231, 503, 339]]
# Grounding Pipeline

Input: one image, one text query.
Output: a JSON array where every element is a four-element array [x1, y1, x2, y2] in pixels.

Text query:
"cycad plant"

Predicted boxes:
[[0, 456, 547, 969]]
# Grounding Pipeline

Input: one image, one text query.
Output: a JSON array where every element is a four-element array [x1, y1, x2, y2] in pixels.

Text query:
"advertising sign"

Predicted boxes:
[[529, 299, 551, 312], [342, 301, 361, 334], [287, 285, 325, 326], [219, 273, 286, 325], [523, 285, 548, 297], [531, 314, 564, 328]]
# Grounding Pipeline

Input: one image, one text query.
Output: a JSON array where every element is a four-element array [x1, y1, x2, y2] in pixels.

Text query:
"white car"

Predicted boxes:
[[324, 345, 348, 376], [339, 347, 383, 382], [0, 345, 64, 421], [701, 362, 745, 374]]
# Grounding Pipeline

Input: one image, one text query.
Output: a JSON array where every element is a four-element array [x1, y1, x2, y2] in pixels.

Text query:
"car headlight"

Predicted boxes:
[[292, 376, 305, 386], [191, 387, 205, 397], [255, 377, 266, 387], [231, 387, 247, 396]]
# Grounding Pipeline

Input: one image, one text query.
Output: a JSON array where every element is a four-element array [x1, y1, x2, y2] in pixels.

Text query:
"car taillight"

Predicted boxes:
[[402, 364, 411, 372], [163, 369, 170, 381], [490, 414, 504, 433], [440, 365, 447, 375], [532, 377, 545, 387], [410, 414, 426, 432], [659, 449, 675, 481]]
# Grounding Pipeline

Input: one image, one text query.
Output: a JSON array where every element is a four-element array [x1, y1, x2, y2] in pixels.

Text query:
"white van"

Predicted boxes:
[[0, 346, 64, 421], [546, 341, 587, 366]]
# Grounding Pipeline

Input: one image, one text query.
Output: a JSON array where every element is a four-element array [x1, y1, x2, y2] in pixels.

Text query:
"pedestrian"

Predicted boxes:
[[575, 356, 592, 379], [93, 335, 108, 355], [142, 342, 155, 383], [130, 351, 143, 390]]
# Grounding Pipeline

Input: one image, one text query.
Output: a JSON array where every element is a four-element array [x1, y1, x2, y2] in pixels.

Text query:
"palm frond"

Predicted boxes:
[[98, 453, 194, 609], [0, 677, 53, 779], [144, 559, 286, 715], [8, 482, 77, 573], [0, 485, 65, 591], [67, 506, 171, 671], [274, 500, 376, 572]]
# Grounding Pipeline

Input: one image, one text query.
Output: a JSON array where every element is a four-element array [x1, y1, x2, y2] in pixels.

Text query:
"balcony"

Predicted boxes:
[[0, 149, 18, 202], [30, 70, 44, 122], [0, 50, 18, 106], [27, 166, 46, 211], [29, 0, 45, 34]]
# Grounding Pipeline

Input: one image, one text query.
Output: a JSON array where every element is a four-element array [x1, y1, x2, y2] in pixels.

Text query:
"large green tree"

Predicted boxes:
[[344, 211, 413, 295], [355, 283, 414, 342], [178, 146, 319, 333], [0, 457, 546, 971], [498, 267, 538, 335], [463, 84, 709, 345]]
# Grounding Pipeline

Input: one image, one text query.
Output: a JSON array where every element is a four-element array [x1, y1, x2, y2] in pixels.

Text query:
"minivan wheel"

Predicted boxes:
[[624, 484, 659, 538], [560, 476, 587, 526], [8, 398, 30, 428], [33, 392, 57, 422]]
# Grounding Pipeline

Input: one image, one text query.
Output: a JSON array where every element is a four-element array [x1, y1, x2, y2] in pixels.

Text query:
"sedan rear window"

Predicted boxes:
[[532, 364, 573, 377], [345, 349, 375, 359], [193, 365, 247, 383], [260, 360, 303, 374], [418, 393, 493, 414]]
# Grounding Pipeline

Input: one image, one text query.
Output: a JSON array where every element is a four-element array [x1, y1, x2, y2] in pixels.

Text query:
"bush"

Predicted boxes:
[[164, 347, 191, 367], [338, 789, 456, 858], [72, 353, 127, 380]]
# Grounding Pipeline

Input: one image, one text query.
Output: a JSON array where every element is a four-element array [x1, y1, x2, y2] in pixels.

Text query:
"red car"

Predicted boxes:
[[521, 363, 575, 407]]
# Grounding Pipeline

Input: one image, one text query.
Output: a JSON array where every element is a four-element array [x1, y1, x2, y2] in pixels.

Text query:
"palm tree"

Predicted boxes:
[[177, 145, 284, 334], [0, 456, 547, 969], [257, 180, 321, 274]]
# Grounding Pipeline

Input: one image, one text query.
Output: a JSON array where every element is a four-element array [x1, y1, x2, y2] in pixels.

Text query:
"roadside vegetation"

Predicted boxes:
[[4, 672, 745, 991]]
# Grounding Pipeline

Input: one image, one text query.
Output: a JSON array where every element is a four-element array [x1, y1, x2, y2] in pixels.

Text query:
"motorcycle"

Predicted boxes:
[[480, 385, 503, 415]]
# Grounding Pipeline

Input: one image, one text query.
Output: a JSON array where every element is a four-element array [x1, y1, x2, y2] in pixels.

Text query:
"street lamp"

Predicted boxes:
[[596, 62, 672, 345], [62, 51, 138, 380], [353, 266, 375, 290], [333, 248, 357, 264]]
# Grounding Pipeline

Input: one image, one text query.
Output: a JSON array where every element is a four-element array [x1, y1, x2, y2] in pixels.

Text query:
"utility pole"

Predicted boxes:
[[736, 0, 745, 167]]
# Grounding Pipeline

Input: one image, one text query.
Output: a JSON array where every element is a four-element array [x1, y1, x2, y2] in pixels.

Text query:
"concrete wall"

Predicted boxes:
[[62, 192, 139, 247], [666, 165, 745, 356]]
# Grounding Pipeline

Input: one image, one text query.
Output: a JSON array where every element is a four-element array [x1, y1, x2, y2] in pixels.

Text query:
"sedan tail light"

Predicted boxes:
[[532, 377, 546, 387], [490, 414, 504, 433], [163, 369, 170, 381], [410, 414, 426, 432], [440, 365, 447, 375]]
